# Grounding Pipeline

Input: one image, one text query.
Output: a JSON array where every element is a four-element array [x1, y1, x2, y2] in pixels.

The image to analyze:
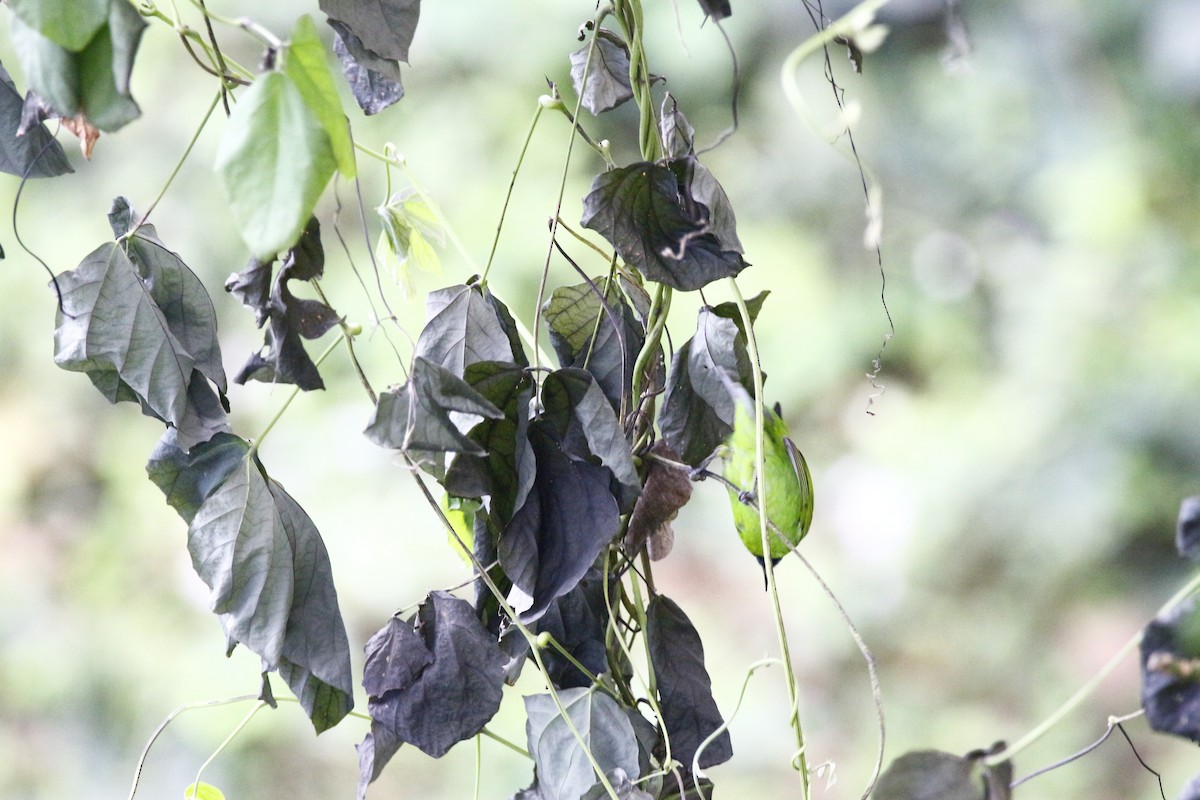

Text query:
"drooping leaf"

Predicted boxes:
[[581, 161, 748, 291], [285, 15, 356, 178], [215, 71, 337, 260], [376, 189, 445, 296], [0, 63, 72, 177], [8, 0, 108, 52], [362, 616, 433, 698], [570, 30, 633, 115], [539, 369, 640, 513], [147, 431, 250, 524], [646, 595, 732, 771], [327, 18, 405, 115], [500, 421, 621, 622], [321, 0, 421, 63], [525, 688, 640, 800], [542, 278, 643, 413], [183, 454, 354, 732], [443, 362, 536, 525], [534, 569, 611, 689], [660, 93, 695, 159], [625, 441, 692, 560], [109, 197, 227, 396], [269, 480, 355, 733], [696, 0, 732, 21], [659, 305, 757, 466], [1177, 497, 1200, 562], [53, 243, 195, 430], [872, 750, 987, 800], [226, 218, 340, 390], [1142, 596, 1200, 742], [363, 357, 505, 455], [9, 0, 145, 132], [359, 591, 505, 792], [688, 161, 743, 254], [414, 282, 528, 376]]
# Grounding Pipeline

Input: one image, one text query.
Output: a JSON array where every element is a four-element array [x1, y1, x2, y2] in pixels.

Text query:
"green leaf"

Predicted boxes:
[[147, 432, 251, 524], [215, 71, 337, 260], [524, 687, 640, 800], [376, 190, 445, 295], [581, 161, 748, 291], [9, 0, 145, 131], [8, 0, 108, 52], [285, 15, 356, 178], [183, 782, 226, 800]]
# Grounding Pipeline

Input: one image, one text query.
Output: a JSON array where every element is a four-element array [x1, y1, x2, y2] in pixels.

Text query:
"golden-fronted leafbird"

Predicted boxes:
[[723, 399, 813, 571]]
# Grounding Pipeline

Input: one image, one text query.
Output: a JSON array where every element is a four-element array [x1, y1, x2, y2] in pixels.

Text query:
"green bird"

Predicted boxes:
[[722, 397, 814, 573]]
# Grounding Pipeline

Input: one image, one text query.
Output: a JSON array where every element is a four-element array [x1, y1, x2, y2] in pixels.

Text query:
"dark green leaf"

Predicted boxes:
[[360, 591, 505, 782], [570, 30, 633, 115], [363, 357, 504, 455], [226, 218, 339, 390], [320, 0, 420, 63], [581, 161, 748, 291], [873, 751, 984, 800], [53, 243, 195, 430], [542, 279, 643, 414], [9, 0, 145, 132], [659, 305, 756, 466], [499, 421, 621, 622], [689, 162, 743, 254], [362, 617, 433, 698], [540, 369, 640, 513], [285, 15, 356, 177], [1141, 596, 1200, 742], [8, 0, 108, 52], [646, 595, 732, 770], [524, 688, 640, 800], [215, 71, 336, 260], [414, 282, 528, 376], [1177, 497, 1200, 562], [697, 0, 732, 21], [109, 197, 227, 396], [331, 24, 404, 115], [147, 431, 250, 523], [0, 63, 72, 177], [269, 480, 355, 733], [187, 455, 354, 732], [660, 94, 694, 159], [534, 569, 611, 689], [444, 362, 536, 525]]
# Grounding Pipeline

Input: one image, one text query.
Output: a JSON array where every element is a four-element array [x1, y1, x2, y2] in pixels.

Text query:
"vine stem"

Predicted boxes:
[[481, 102, 544, 283], [246, 331, 348, 458], [727, 277, 810, 799], [985, 567, 1200, 766], [189, 701, 267, 795], [127, 694, 259, 800], [123, 89, 222, 237]]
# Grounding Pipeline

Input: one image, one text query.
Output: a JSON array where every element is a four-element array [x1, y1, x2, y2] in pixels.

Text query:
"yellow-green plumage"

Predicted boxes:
[[723, 401, 813, 563]]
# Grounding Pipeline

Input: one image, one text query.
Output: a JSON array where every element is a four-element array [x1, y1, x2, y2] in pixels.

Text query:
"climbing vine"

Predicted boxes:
[[6, 1, 1200, 799]]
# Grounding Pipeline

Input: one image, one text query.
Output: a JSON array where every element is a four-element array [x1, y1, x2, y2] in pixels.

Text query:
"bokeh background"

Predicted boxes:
[[3, 0, 1200, 798]]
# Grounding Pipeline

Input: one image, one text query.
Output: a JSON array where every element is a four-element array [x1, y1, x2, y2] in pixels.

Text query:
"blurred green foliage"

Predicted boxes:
[[3, 0, 1200, 798]]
